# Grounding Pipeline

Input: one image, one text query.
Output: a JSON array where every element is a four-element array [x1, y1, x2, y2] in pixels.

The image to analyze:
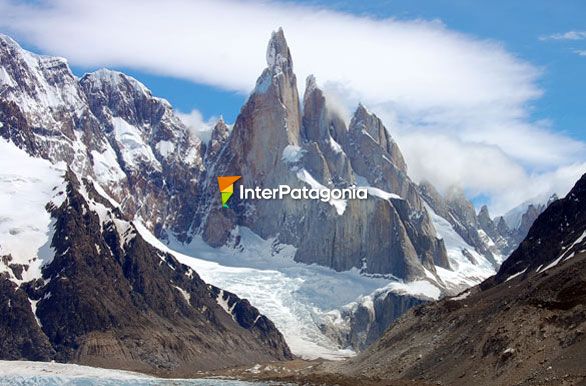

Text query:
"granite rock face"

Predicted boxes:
[[194, 28, 449, 281]]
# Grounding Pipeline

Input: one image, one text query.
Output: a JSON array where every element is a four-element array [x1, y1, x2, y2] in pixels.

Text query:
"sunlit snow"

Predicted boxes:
[[0, 139, 66, 283], [135, 222, 391, 360], [0, 360, 259, 385]]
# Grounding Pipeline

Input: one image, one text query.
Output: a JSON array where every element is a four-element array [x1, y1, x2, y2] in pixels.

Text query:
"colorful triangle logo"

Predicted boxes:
[[217, 176, 241, 208]]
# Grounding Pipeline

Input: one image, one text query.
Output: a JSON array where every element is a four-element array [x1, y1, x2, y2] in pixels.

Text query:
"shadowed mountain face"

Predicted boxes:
[[487, 177, 585, 286], [0, 171, 291, 375], [331, 174, 586, 385]]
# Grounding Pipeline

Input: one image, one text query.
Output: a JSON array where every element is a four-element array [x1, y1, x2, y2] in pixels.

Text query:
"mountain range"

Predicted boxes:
[[0, 29, 566, 375]]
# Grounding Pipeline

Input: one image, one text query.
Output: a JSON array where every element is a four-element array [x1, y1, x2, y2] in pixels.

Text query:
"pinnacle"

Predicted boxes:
[[266, 27, 293, 72]]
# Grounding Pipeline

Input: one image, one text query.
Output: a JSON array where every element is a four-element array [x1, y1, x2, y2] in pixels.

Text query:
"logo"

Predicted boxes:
[[217, 174, 369, 212], [217, 176, 241, 208]]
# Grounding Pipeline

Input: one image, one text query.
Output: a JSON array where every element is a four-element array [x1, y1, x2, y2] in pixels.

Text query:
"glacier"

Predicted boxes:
[[0, 361, 270, 385]]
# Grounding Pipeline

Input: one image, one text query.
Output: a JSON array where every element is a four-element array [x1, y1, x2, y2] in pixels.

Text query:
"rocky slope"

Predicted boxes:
[[0, 158, 291, 375], [329, 173, 586, 385]]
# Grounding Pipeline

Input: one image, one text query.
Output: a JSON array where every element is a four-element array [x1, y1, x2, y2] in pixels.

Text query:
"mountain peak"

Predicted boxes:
[[354, 102, 369, 116], [0, 33, 19, 49], [305, 74, 318, 92], [303, 74, 323, 103], [82, 68, 151, 96], [211, 118, 229, 141], [266, 27, 293, 73]]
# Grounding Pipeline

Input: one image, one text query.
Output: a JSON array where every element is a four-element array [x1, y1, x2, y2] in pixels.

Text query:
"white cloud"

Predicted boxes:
[[540, 30, 586, 41], [0, 0, 584, 214], [176, 109, 219, 143], [398, 132, 586, 214], [575, 50, 586, 57]]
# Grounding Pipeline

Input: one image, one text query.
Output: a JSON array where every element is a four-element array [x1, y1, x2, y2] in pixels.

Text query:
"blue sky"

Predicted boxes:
[[302, 0, 586, 140], [1, 0, 585, 214], [65, 0, 586, 143]]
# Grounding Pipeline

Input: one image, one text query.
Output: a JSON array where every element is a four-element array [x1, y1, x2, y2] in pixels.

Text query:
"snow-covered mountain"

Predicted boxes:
[[0, 139, 291, 374], [499, 193, 559, 248], [0, 33, 203, 241], [0, 29, 543, 359]]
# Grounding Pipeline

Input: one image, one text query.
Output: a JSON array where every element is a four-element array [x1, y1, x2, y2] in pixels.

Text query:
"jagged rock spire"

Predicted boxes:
[[302, 75, 327, 141], [210, 117, 229, 142], [266, 27, 293, 74], [349, 103, 407, 173], [478, 205, 491, 222]]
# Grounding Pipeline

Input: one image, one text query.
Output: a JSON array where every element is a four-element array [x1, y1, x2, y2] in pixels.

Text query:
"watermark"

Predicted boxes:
[[218, 175, 368, 208], [240, 185, 367, 202]]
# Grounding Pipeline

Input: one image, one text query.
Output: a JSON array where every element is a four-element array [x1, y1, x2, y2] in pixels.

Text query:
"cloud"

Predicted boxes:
[[575, 50, 586, 57], [176, 109, 220, 143], [540, 30, 586, 41], [0, 0, 584, 214], [398, 132, 586, 214]]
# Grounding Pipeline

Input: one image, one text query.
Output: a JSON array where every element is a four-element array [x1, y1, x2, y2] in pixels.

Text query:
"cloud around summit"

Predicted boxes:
[[0, 0, 584, 214]]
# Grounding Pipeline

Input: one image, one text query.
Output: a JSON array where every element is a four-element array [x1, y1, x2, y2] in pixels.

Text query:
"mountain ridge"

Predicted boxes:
[[320, 173, 586, 385], [0, 29, 551, 357]]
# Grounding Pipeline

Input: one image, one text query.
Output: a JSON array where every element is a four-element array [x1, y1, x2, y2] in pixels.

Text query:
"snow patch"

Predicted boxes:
[[542, 256, 563, 272], [0, 139, 66, 282], [282, 144, 305, 164], [296, 168, 347, 215], [505, 268, 527, 282], [216, 290, 236, 318], [366, 186, 401, 201], [354, 174, 401, 201], [328, 136, 343, 153], [451, 290, 471, 300], [112, 117, 161, 171], [29, 299, 42, 328], [91, 145, 126, 184], [155, 140, 175, 158], [173, 285, 191, 304], [425, 204, 496, 292], [0, 66, 16, 87]]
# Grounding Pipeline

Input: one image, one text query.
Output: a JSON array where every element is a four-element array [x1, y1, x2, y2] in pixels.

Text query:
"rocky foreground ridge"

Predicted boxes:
[[323, 174, 586, 385]]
